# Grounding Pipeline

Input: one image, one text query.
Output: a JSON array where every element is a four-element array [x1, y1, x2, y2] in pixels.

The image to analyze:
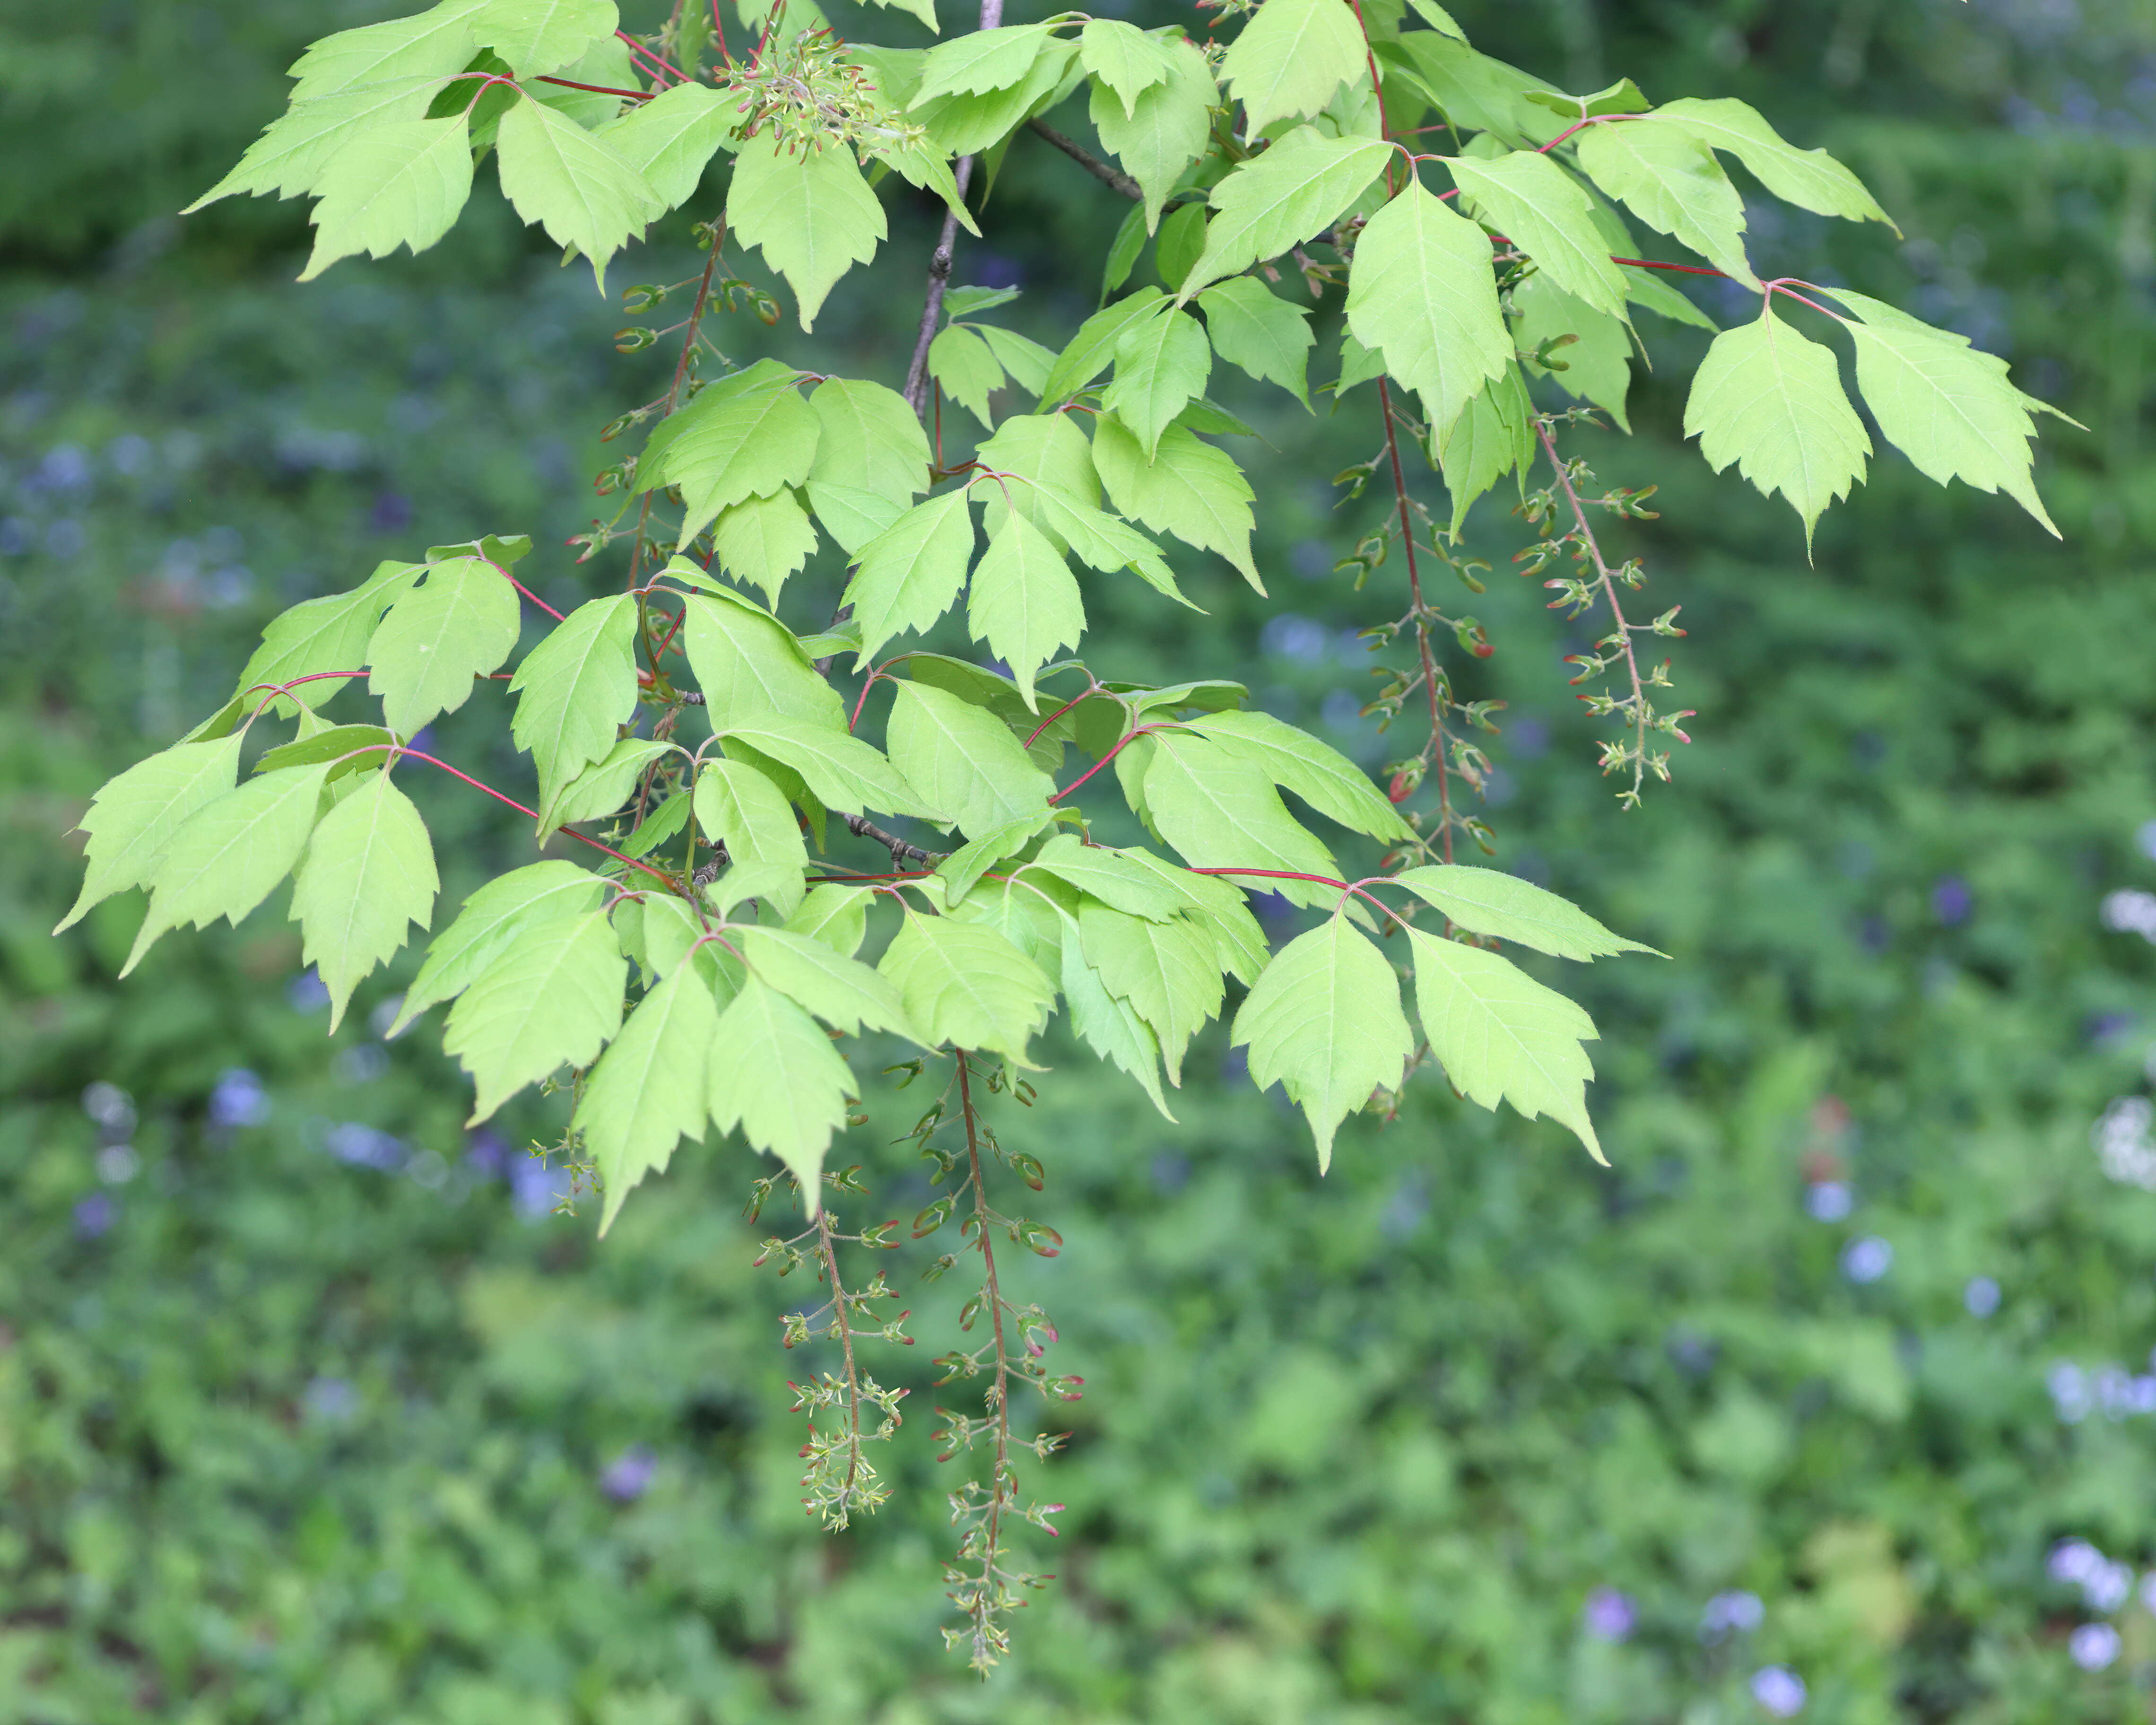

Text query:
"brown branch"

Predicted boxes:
[[843, 812, 935, 864], [1026, 119, 1142, 201], [1376, 377, 1454, 866]]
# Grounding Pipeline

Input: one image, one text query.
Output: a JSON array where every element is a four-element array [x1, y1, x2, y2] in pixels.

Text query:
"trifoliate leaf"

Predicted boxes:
[[252, 724, 396, 779], [473, 0, 616, 77], [55, 736, 243, 933], [289, 769, 439, 1030], [807, 378, 932, 508], [1187, 708, 1412, 841], [718, 718, 938, 820], [1653, 96, 1893, 228], [928, 324, 1007, 429], [727, 134, 887, 332], [1197, 276, 1314, 406], [1059, 917, 1175, 1119], [1092, 416, 1262, 592], [1574, 117, 1759, 288], [1104, 307, 1211, 459], [878, 912, 1055, 1064], [972, 411, 1101, 543], [1219, 0, 1368, 139], [366, 555, 522, 736], [1139, 732, 1340, 907], [298, 113, 475, 281], [1513, 274, 1634, 430], [784, 882, 877, 956], [841, 490, 977, 664], [1089, 38, 1216, 230], [693, 757, 808, 915], [1430, 362, 1536, 532], [187, 76, 445, 210], [596, 82, 735, 210], [538, 735, 677, 836], [1343, 179, 1512, 431], [917, 40, 1076, 157], [389, 860, 608, 1035], [509, 593, 638, 813], [886, 680, 1055, 837], [711, 489, 819, 605], [122, 763, 333, 976], [443, 906, 626, 1122], [965, 508, 1085, 711], [1074, 901, 1222, 1085], [1829, 289, 2061, 536], [579, 964, 719, 1233], [1232, 917, 1412, 1171], [706, 974, 855, 1195], [1180, 130, 1393, 299], [678, 589, 848, 731], [1025, 834, 1185, 922], [287, 1, 488, 104], [1081, 17, 1176, 119], [1683, 304, 1870, 548], [939, 812, 1053, 904], [1038, 287, 1166, 407], [912, 21, 1056, 105], [1391, 863, 1659, 959], [737, 926, 922, 1041], [639, 361, 819, 539], [495, 93, 662, 293], [806, 482, 910, 557], [1404, 926, 1603, 1160], [1446, 148, 1630, 322]]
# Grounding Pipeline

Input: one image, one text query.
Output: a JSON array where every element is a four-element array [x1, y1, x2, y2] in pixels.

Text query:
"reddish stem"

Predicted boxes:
[[400, 749, 678, 884], [1021, 681, 1099, 749], [616, 29, 685, 85], [1046, 723, 1175, 805], [535, 75, 654, 101]]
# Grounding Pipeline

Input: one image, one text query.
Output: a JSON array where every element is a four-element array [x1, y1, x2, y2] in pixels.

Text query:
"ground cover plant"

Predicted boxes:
[[12, 0, 2121, 1699]]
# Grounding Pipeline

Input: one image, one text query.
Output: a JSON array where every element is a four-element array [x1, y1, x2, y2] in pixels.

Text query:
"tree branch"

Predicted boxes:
[[1026, 119, 1142, 201]]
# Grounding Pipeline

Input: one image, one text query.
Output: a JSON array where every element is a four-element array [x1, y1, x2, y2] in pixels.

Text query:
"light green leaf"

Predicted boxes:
[[1187, 708, 1411, 841], [287, 1, 488, 103], [1026, 833, 1184, 921], [706, 974, 855, 1194], [1198, 276, 1314, 405], [711, 489, 819, 605], [678, 587, 848, 730], [1374, 34, 1565, 151], [1404, 926, 1602, 1160], [298, 113, 475, 281], [494, 93, 662, 292], [878, 912, 1055, 1064], [289, 769, 439, 1030], [253, 723, 396, 779], [1140, 732, 1339, 906], [529, 36, 640, 127], [1391, 863, 1658, 958], [841, 489, 977, 663], [539, 735, 677, 835], [784, 882, 876, 956], [388, 860, 608, 1035], [579, 964, 719, 1233], [1446, 148, 1629, 321], [1104, 306, 1211, 459], [1059, 917, 1175, 1119], [693, 757, 808, 914], [55, 736, 243, 933], [966, 508, 1085, 711], [366, 555, 522, 736], [977, 325, 1058, 396], [918, 40, 1076, 158], [1513, 274, 1634, 431], [727, 134, 887, 331], [1028, 489, 1184, 601], [1406, 0, 1465, 37], [865, 0, 938, 32], [1430, 362, 1535, 531], [1180, 130, 1393, 299], [808, 378, 932, 507], [912, 21, 1056, 105], [1089, 38, 1216, 230], [186, 77, 444, 210], [443, 906, 626, 1122], [596, 81, 735, 210], [1683, 304, 1870, 548], [1219, 0, 1368, 139], [886, 680, 1055, 837], [719, 718, 938, 820], [1121, 850, 1269, 982], [973, 410, 1100, 543], [869, 131, 981, 234], [1076, 901, 1224, 1087], [738, 925, 922, 1040], [1038, 287, 1166, 408], [1574, 118, 1758, 288], [1344, 178, 1511, 430], [1831, 291, 2060, 535], [1652, 96, 1893, 228], [473, 0, 616, 76], [939, 812, 1053, 904], [1233, 917, 1410, 1171], [1104, 202, 1147, 297], [122, 763, 333, 976], [1626, 267, 1716, 330], [642, 363, 820, 540], [928, 324, 1007, 429], [509, 593, 638, 813], [1336, 330, 1387, 395], [1092, 416, 1263, 592], [1081, 18, 1176, 119], [806, 481, 910, 557]]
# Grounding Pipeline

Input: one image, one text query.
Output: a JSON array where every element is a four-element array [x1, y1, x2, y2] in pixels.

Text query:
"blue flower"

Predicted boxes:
[[1750, 1666, 1807, 1716], [1582, 1587, 1635, 1641]]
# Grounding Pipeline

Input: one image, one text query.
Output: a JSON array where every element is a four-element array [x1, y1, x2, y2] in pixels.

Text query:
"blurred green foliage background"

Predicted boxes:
[[5, 0, 2156, 1719]]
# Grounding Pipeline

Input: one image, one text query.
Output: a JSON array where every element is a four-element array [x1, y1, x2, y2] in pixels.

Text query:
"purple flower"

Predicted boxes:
[[1806, 1181, 1853, 1222], [1964, 1276, 2000, 1318], [1582, 1586, 1635, 1641], [208, 1068, 269, 1128], [1933, 875, 1973, 926], [600, 1445, 658, 1503], [72, 1192, 116, 1239], [2085, 1560, 2136, 1613], [1701, 1590, 1764, 1638], [1751, 1666, 1807, 1716], [2052, 1539, 2105, 1586], [1841, 1236, 1893, 1283], [287, 969, 330, 1012], [2070, 1622, 2121, 1670]]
